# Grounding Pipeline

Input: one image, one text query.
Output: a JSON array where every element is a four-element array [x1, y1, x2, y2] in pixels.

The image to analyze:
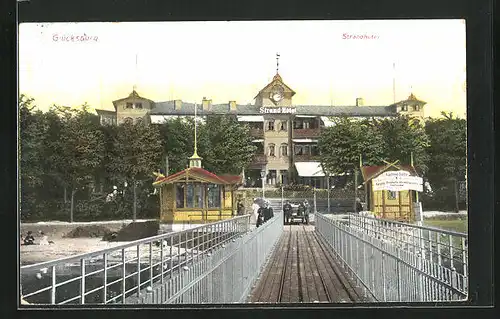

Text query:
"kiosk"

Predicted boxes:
[[361, 160, 423, 222]]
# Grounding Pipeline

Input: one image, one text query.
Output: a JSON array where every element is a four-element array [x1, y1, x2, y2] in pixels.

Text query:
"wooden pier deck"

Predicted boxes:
[[248, 225, 368, 303]]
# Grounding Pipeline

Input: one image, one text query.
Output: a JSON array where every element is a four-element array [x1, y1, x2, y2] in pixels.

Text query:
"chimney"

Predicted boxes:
[[174, 100, 182, 110], [202, 97, 212, 110], [356, 97, 364, 107], [229, 101, 237, 111]]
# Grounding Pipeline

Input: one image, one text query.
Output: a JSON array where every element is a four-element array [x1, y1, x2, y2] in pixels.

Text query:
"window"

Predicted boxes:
[[186, 184, 195, 208], [126, 102, 133, 109], [311, 145, 319, 156], [414, 105, 420, 111], [293, 120, 303, 129], [280, 121, 287, 131], [294, 145, 303, 155], [176, 184, 185, 208], [303, 121, 310, 129], [268, 144, 275, 157], [267, 120, 275, 131], [194, 184, 204, 208], [280, 143, 288, 156], [207, 184, 221, 208], [136, 118, 143, 125], [135, 103, 143, 109], [387, 191, 397, 200], [401, 104, 408, 111], [304, 145, 311, 155]]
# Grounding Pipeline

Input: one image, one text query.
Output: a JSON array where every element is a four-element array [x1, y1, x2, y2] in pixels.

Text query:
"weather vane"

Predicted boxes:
[[276, 53, 280, 74]]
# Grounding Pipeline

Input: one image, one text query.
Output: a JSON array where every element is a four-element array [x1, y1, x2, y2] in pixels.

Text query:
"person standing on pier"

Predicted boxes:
[[256, 204, 265, 227], [263, 201, 274, 222]]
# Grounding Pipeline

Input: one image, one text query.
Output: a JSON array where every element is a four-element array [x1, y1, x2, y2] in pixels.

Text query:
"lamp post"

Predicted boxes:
[[260, 170, 266, 199]]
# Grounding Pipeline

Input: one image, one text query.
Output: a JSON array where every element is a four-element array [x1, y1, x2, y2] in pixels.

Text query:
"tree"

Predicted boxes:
[[373, 115, 430, 174], [199, 115, 257, 175], [158, 115, 256, 176], [318, 117, 385, 175], [425, 112, 467, 212], [158, 117, 197, 174], [55, 104, 106, 222], [106, 121, 163, 220]]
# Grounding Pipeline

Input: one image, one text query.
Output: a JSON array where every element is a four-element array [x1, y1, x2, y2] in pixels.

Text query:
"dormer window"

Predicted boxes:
[[126, 102, 133, 109], [135, 103, 143, 109]]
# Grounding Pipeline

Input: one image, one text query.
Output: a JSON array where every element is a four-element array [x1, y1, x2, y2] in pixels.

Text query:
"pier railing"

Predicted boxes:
[[138, 211, 283, 304], [315, 213, 468, 302], [20, 215, 251, 305]]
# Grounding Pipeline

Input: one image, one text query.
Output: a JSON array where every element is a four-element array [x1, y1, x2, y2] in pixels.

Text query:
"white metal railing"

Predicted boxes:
[[20, 215, 252, 305], [315, 213, 468, 302], [137, 211, 283, 304]]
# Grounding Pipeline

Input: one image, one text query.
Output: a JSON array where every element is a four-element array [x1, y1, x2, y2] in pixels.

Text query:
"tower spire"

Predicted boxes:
[[189, 102, 202, 168], [133, 53, 138, 92], [276, 53, 280, 74], [392, 62, 396, 104]]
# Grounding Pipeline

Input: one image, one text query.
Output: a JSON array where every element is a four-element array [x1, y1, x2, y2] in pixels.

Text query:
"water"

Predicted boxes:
[[21, 260, 185, 304]]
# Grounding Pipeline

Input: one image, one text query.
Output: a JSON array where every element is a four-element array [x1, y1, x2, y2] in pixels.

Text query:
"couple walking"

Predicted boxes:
[[251, 198, 274, 227]]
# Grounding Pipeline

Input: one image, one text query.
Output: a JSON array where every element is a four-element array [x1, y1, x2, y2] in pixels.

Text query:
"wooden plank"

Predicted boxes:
[[265, 229, 291, 302], [259, 229, 289, 302], [250, 233, 285, 302], [256, 236, 284, 302], [298, 227, 319, 302], [296, 228, 310, 302]]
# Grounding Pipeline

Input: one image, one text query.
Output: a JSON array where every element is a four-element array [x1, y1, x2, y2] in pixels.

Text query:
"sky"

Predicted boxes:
[[18, 20, 466, 118]]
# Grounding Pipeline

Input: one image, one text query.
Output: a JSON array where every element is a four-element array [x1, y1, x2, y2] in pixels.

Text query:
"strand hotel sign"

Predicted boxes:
[[372, 170, 423, 192], [259, 107, 297, 114]]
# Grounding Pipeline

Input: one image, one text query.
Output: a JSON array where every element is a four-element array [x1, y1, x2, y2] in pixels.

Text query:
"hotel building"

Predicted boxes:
[[96, 72, 426, 189]]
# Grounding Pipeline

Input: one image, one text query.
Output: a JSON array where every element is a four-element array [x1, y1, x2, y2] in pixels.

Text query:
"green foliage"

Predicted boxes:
[[373, 115, 430, 174], [200, 115, 257, 175], [19, 98, 254, 222], [158, 115, 256, 175], [318, 117, 385, 175], [425, 112, 466, 186]]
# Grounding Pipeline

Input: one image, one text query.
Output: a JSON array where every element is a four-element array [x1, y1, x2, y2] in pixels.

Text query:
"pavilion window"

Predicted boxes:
[[207, 184, 221, 208], [194, 184, 204, 208], [186, 184, 195, 208], [176, 184, 185, 208]]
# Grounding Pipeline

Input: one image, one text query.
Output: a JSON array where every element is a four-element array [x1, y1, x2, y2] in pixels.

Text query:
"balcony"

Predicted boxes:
[[293, 128, 321, 138], [250, 154, 267, 167], [250, 128, 264, 138], [294, 154, 320, 162]]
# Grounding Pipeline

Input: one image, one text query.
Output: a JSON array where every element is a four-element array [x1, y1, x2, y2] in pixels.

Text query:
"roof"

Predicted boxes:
[[392, 93, 427, 106], [153, 167, 242, 187], [112, 90, 155, 110], [95, 109, 116, 115], [254, 73, 296, 99], [361, 164, 418, 183], [149, 102, 395, 117], [149, 101, 259, 115]]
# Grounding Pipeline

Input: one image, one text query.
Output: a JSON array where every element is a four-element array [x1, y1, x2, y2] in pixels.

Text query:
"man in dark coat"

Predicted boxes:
[[256, 205, 265, 227], [283, 201, 292, 224], [355, 198, 363, 213], [237, 200, 245, 216], [263, 201, 274, 222]]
